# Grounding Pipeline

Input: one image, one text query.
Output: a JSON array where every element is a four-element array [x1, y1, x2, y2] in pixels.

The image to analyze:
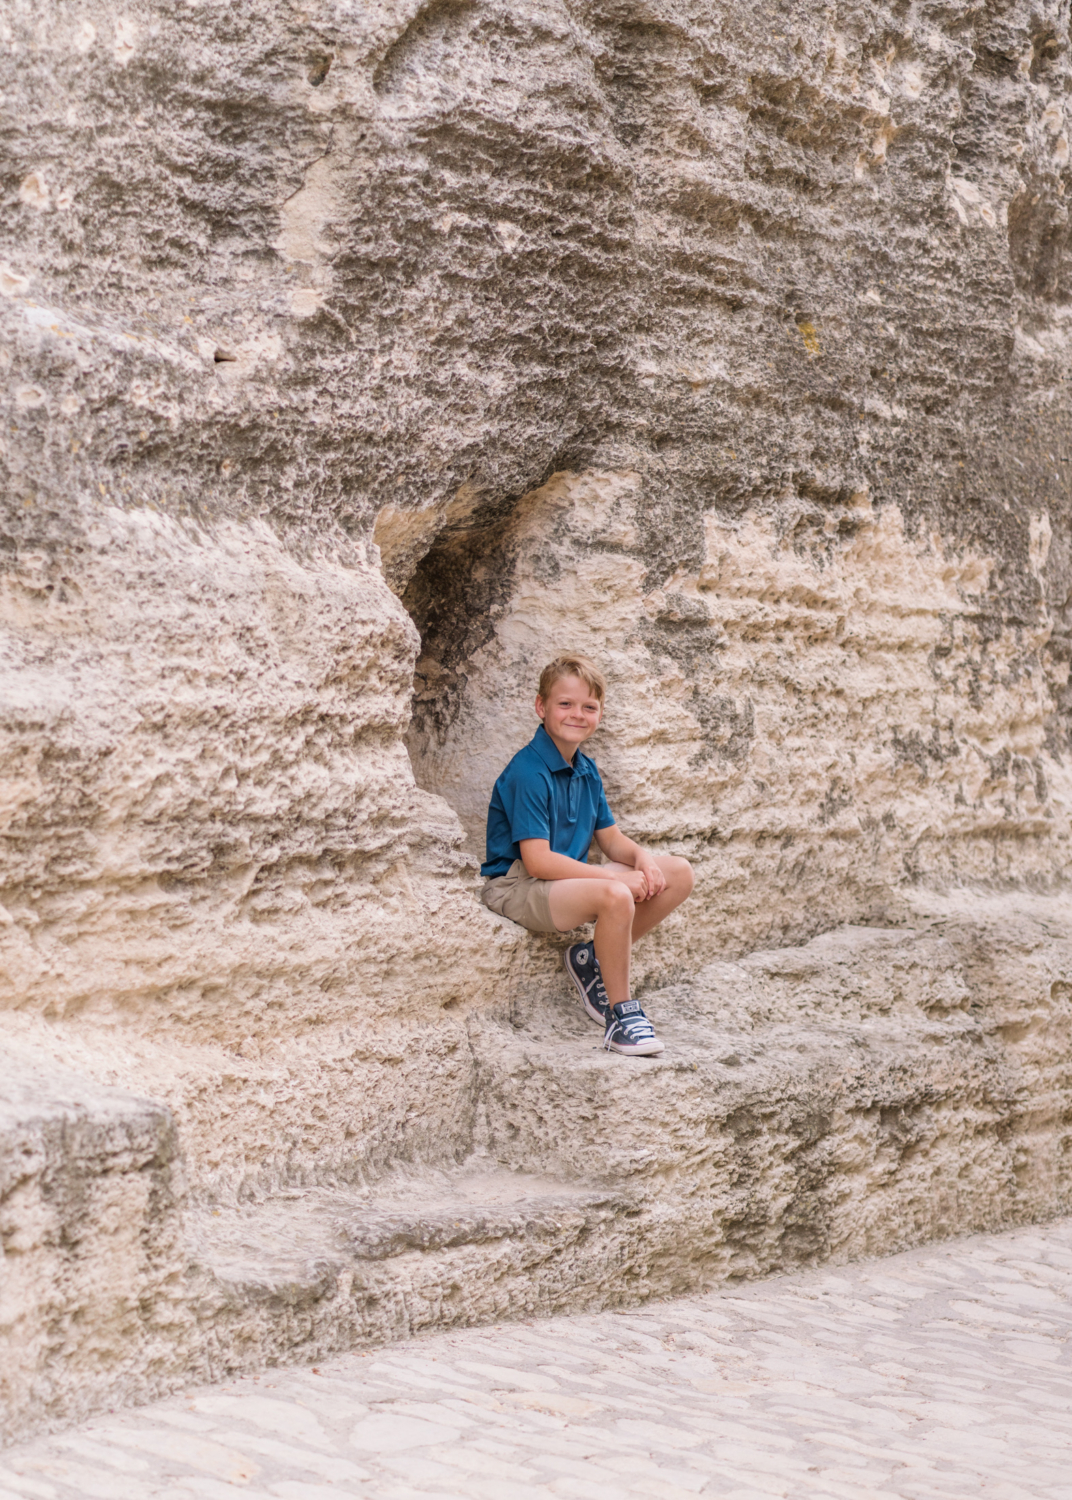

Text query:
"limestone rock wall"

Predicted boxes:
[[408, 468, 1071, 968], [4, 0, 1072, 1439]]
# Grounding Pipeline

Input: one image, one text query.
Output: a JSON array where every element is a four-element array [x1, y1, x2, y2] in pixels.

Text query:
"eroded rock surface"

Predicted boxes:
[[3, 0, 1072, 1446]]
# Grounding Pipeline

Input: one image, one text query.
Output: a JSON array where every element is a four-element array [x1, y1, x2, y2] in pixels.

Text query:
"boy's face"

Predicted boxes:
[[536, 674, 603, 757]]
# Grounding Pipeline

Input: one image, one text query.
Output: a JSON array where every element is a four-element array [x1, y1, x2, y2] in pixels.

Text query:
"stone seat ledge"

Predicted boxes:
[[4, 904, 1072, 1444]]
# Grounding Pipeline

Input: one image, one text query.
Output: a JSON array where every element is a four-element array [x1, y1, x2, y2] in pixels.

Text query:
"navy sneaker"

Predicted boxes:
[[564, 942, 610, 1024], [603, 999, 664, 1056]]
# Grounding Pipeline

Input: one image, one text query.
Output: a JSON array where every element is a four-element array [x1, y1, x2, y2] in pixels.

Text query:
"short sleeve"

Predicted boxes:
[[594, 777, 615, 830], [500, 767, 552, 843]]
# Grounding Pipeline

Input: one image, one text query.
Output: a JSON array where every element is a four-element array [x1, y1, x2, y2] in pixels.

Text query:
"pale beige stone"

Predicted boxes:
[[4, 0, 1072, 1450]]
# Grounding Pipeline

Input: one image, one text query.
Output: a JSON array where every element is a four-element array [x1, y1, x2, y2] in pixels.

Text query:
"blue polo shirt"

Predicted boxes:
[[481, 724, 616, 879]]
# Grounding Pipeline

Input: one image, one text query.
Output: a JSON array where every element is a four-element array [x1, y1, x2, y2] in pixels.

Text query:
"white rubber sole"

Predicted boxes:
[[563, 948, 607, 1025], [604, 1033, 665, 1057]]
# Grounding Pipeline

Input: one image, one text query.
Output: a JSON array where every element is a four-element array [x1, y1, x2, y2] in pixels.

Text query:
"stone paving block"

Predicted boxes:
[[211, 1435, 368, 1483], [377, 1453, 459, 1485], [547, 1478, 625, 1500], [171, 1482, 276, 1500], [0, 1476, 53, 1500], [270, 1485, 344, 1500]]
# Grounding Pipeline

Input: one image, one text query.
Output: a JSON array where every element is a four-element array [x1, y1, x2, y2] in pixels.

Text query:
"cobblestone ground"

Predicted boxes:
[[5, 1219, 1072, 1500]]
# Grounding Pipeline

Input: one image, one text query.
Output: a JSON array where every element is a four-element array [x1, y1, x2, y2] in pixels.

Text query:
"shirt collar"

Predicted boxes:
[[531, 724, 596, 776]]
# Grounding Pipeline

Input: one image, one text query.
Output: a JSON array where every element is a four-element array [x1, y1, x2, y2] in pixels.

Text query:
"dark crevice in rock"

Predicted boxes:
[[403, 513, 520, 748]]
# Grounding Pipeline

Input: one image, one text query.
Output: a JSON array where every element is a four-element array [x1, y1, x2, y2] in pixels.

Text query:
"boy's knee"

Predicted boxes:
[[669, 856, 694, 894], [601, 882, 635, 918]]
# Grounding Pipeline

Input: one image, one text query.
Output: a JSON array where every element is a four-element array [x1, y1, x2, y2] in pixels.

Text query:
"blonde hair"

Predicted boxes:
[[537, 654, 606, 705]]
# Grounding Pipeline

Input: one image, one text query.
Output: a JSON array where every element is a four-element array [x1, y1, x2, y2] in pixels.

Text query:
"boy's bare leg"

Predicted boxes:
[[547, 878, 635, 1005], [600, 856, 695, 941]]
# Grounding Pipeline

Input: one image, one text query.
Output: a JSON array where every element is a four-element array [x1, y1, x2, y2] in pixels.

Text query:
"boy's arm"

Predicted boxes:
[[519, 828, 667, 902], [518, 839, 623, 882]]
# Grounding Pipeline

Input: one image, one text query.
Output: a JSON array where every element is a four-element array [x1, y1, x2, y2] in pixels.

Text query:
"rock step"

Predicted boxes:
[[4, 915, 1072, 1441], [185, 1168, 641, 1374], [180, 985, 1046, 1377], [478, 1009, 1024, 1206]]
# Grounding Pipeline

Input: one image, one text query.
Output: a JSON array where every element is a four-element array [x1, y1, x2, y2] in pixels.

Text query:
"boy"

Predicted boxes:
[[480, 654, 694, 1056]]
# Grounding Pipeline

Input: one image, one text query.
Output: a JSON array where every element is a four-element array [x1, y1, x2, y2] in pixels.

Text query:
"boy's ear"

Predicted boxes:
[[534, 694, 545, 720]]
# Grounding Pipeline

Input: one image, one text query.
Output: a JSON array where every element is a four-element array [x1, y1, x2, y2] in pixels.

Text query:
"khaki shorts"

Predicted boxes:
[[480, 859, 560, 933]]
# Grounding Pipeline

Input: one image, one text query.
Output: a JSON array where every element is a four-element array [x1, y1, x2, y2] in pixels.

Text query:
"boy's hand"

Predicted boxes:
[[619, 868, 652, 901], [633, 853, 667, 901]]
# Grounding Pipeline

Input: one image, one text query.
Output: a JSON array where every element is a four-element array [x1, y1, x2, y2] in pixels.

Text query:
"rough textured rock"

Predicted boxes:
[[0, 1049, 190, 1443], [408, 467, 1069, 964], [4, 903, 1072, 1442], [4, 0, 1072, 1448]]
